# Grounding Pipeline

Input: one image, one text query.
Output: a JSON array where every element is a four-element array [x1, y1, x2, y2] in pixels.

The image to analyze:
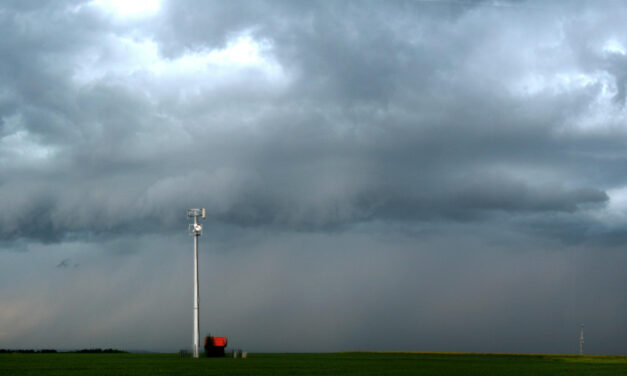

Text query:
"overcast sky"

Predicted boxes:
[[0, 0, 626, 354]]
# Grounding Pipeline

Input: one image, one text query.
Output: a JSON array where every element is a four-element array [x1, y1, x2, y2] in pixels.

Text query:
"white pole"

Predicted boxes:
[[193, 215, 200, 358]]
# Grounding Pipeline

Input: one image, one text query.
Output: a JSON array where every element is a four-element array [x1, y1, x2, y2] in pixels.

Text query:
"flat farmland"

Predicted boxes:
[[1, 352, 626, 375]]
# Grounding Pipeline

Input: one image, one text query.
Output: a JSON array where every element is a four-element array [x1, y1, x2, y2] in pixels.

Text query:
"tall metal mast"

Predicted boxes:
[[188, 208, 206, 358]]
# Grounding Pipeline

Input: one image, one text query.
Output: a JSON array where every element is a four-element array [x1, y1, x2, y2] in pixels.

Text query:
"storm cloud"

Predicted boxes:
[[0, 0, 625, 354]]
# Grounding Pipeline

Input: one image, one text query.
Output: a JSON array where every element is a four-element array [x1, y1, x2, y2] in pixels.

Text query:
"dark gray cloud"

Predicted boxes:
[[0, 0, 625, 354], [1, 0, 622, 239]]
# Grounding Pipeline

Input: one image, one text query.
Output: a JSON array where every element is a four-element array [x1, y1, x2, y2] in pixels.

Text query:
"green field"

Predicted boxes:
[[1, 352, 626, 375]]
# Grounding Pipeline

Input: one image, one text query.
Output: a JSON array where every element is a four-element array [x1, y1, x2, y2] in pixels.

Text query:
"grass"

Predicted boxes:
[[0, 352, 625, 375]]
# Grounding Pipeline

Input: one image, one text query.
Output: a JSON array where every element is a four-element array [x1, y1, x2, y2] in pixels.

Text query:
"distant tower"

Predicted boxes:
[[579, 324, 584, 355], [188, 208, 206, 359]]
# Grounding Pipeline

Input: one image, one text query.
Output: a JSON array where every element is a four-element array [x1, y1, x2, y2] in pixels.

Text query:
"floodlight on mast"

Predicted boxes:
[[188, 208, 206, 358]]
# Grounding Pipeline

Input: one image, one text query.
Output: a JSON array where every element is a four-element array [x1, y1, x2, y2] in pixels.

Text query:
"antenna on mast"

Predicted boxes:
[[188, 208, 206, 359]]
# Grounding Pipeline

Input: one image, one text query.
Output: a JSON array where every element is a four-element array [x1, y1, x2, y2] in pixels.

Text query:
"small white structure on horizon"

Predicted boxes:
[[579, 324, 584, 355]]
